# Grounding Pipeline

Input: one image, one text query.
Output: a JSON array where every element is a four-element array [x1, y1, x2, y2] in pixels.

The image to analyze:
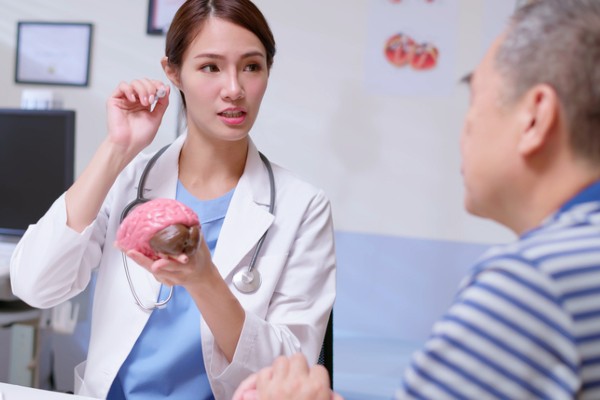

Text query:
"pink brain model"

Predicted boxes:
[[116, 198, 200, 260]]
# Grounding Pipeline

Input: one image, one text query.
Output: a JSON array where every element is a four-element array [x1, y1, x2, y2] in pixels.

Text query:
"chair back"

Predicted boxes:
[[317, 311, 334, 388]]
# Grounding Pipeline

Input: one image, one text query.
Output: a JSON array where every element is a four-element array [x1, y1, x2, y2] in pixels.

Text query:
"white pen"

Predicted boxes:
[[156, 87, 167, 99], [151, 87, 167, 108]]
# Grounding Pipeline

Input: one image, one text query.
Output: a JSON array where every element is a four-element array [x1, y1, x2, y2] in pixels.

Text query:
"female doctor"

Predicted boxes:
[[9, 0, 336, 399]]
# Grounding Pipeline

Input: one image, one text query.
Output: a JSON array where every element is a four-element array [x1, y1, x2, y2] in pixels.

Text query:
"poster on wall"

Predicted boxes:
[[365, 0, 458, 96], [15, 22, 93, 87]]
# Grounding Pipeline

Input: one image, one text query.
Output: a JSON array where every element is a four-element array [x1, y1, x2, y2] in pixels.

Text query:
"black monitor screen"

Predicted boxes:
[[0, 109, 75, 236]]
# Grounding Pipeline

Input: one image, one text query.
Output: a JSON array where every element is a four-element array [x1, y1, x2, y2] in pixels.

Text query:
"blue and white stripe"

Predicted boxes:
[[397, 198, 600, 399]]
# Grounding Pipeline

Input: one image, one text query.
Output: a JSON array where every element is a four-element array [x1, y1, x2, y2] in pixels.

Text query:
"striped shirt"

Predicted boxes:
[[397, 181, 600, 400]]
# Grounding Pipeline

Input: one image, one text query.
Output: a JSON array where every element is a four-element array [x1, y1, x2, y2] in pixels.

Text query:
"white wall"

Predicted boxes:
[[252, 0, 516, 244], [0, 0, 516, 247]]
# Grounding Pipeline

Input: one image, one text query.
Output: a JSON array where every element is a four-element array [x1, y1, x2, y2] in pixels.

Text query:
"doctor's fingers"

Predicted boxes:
[[125, 250, 153, 269], [112, 79, 167, 107], [126, 251, 181, 276], [126, 250, 187, 271], [150, 263, 205, 287], [149, 270, 184, 287]]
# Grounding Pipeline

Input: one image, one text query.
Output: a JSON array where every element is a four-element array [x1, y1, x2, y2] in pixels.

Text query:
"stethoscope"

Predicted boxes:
[[120, 144, 275, 311]]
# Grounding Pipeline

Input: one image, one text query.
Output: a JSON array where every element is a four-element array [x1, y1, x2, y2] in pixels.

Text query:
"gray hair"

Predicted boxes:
[[496, 0, 600, 162]]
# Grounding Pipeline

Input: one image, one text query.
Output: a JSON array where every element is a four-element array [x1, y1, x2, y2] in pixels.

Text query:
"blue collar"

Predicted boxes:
[[520, 179, 600, 239], [556, 180, 600, 215]]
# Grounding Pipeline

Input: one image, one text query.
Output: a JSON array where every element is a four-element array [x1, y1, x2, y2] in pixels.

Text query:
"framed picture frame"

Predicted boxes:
[[15, 22, 93, 87], [147, 0, 186, 35]]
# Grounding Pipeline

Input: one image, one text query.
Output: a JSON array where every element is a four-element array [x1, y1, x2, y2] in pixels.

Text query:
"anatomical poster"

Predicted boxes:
[[365, 0, 458, 96]]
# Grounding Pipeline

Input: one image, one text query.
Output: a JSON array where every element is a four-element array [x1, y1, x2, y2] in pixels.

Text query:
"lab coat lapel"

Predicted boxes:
[[213, 141, 274, 280]]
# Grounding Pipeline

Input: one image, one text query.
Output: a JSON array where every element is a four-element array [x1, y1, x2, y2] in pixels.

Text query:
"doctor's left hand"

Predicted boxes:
[[125, 237, 214, 288]]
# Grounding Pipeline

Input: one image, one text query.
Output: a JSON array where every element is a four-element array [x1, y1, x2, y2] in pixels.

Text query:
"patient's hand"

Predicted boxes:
[[232, 353, 343, 400]]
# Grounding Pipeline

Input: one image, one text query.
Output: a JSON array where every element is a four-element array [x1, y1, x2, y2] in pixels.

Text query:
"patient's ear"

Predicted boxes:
[[161, 56, 181, 89], [517, 84, 559, 156]]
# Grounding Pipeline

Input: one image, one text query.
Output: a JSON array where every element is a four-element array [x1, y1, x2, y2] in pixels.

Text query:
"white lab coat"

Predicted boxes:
[[10, 134, 336, 400]]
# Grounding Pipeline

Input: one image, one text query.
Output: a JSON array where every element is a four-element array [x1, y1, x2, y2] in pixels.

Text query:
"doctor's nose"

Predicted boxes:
[[221, 74, 245, 101]]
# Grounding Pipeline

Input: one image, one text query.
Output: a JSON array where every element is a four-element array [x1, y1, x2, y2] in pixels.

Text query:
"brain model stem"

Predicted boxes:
[[149, 224, 201, 257]]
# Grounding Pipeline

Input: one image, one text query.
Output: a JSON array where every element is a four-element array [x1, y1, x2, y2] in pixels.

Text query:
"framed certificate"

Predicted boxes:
[[15, 22, 93, 87], [147, 0, 186, 35]]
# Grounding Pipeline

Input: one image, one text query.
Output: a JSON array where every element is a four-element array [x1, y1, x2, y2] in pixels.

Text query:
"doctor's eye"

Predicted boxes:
[[200, 64, 219, 73], [244, 63, 262, 72]]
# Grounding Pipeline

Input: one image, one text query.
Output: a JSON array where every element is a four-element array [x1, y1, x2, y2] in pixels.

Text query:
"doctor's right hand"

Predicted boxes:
[[106, 78, 170, 156]]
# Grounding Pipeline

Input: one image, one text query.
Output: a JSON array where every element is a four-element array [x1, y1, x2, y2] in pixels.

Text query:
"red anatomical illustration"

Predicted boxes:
[[385, 33, 416, 67], [410, 42, 439, 70], [384, 33, 439, 71]]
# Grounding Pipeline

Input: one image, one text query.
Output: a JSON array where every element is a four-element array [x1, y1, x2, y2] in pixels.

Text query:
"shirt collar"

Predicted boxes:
[[521, 179, 600, 239], [557, 179, 600, 214]]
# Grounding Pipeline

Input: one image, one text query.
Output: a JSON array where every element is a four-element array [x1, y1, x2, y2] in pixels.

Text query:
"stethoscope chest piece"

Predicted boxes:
[[233, 269, 261, 294]]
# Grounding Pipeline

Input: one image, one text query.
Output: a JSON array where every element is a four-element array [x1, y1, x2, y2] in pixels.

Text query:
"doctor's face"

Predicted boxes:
[[460, 35, 521, 221], [173, 17, 269, 142]]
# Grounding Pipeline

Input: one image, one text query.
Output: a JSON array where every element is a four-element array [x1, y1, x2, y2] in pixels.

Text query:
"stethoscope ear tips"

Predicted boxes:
[[233, 269, 261, 293]]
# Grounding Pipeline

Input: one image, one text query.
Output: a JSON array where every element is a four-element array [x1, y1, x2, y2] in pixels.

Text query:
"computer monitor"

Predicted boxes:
[[0, 109, 75, 236]]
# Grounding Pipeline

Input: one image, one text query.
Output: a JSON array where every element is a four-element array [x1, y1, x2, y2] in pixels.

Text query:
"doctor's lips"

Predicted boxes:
[[116, 198, 201, 261], [384, 33, 439, 70], [218, 108, 247, 124]]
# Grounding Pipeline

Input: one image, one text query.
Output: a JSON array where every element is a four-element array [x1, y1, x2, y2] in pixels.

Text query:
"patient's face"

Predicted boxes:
[[460, 35, 520, 222]]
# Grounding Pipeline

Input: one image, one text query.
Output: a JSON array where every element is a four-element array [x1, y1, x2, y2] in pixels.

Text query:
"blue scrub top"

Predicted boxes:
[[107, 182, 235, 400]]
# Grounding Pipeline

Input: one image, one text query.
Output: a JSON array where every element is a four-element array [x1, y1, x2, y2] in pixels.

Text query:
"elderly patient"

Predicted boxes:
[[233, 0, 600, 399]]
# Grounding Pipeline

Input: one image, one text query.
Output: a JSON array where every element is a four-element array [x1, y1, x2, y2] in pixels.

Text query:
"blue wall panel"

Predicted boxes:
[[333, 231, 491, 399]]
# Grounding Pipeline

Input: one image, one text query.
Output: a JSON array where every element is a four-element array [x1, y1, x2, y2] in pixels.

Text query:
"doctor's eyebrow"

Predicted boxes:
[[193, 51, 266, 60]]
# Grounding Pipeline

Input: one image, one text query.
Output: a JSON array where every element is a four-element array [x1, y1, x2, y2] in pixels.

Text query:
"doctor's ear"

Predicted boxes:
[[161, 57, 181, 89]]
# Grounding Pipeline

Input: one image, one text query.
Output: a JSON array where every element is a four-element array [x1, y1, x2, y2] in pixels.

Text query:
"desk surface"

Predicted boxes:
[[0, 382, 97, 399]]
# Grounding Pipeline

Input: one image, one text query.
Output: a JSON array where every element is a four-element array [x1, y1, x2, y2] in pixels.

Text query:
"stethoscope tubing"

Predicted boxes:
[[122, 253, 174, 311], [119, 144, 170, 223], [120, 144, 275, 310], [247, 152, 275, 275]]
